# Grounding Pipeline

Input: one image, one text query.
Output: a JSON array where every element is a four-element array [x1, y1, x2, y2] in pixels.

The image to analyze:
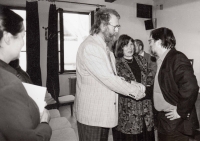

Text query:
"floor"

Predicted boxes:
[[59, 105, 200, 141], [59, 105, 113, 141]]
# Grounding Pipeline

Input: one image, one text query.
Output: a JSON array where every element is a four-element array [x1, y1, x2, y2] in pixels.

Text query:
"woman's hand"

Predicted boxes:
[[40, 109, 51, 123]]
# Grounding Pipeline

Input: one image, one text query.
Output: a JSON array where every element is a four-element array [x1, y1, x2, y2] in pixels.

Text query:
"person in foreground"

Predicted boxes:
[[75, 8, 146, 141], [112, 34, 155, 141], [0, 6, 52, 141], [149, 27, 199, 141]]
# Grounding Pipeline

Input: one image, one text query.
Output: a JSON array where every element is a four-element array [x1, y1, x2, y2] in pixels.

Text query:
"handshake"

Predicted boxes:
[[128, 81, 146, 100]]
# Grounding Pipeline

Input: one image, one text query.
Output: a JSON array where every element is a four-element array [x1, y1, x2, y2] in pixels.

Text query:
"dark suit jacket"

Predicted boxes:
[[157, 48, 199, 135], [143, 51, 157, 77], [0, 62, 52, 141]]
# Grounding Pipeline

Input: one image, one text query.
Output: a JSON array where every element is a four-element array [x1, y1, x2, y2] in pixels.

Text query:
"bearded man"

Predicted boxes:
[[75, 8, 146, 141]]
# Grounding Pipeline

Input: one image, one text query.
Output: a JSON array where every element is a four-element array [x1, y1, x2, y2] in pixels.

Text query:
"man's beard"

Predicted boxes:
[[102, 28, 117, 47], [150, 49, 158, 58]]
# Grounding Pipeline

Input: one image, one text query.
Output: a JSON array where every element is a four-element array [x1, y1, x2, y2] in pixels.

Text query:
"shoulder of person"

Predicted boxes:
[[0, 67, 20, 88], [168, 48, 188, 61], [115, 57, 123, 64]]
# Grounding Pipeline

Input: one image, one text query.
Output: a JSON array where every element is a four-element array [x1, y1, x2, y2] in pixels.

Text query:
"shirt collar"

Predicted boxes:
[[140, 51, 144, 56], [157, 49, 171, 63], [0, 59, 17, 75], [95, 34, 107, 49]]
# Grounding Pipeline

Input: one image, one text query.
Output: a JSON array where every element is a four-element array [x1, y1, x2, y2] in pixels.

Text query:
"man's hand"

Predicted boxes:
[[131, 81, 146, 93], [135, 91, 146, 100], [128, 91, 146, 100], [165, 108, 180, 120]]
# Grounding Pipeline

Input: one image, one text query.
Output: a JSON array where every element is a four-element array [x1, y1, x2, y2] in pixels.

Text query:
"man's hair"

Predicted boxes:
[[150, 27, 176, 49], [90, 8, 120, 35], [115, 34, 134, 58], [134, 39, 144, 50]]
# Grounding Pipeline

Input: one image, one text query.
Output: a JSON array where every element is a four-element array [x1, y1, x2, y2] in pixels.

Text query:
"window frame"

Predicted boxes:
[[58, 10, 90, 74]]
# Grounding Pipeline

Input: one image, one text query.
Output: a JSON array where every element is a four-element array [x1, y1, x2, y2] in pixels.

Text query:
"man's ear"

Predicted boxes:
[[156, 39, 162, 47], [3, 31, 11, 45], [139, 45, 142, 51], [100, 23, 107, 32]]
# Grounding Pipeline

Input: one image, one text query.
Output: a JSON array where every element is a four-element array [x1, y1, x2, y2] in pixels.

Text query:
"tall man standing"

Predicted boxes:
[[149, 27, 199, 141], [75, 8, 146, 141]]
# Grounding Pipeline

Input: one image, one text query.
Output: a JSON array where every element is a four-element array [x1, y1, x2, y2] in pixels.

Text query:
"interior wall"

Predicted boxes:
[[154, 0, 200, 86], [0, 0, 154, 96], [37, 0, 155, 96]]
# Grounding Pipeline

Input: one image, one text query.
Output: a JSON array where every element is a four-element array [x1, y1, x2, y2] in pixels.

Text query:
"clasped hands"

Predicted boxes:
[[129, 81, 146, 100]]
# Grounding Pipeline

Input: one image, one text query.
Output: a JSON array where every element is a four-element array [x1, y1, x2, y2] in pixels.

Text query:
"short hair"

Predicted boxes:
[[134, 39, 144, 50], [90, 8, 120, 35], [150, 27, 176, 49], [0, 6, 23, 40], [115, 34, 134, 58]]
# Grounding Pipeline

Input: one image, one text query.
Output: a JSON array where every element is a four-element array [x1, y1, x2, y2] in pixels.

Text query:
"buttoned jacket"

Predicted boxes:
[[158, 48, 199, 135]]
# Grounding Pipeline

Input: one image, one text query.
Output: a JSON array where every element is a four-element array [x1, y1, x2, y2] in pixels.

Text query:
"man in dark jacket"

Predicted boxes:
[[149, 27, 199, 141]]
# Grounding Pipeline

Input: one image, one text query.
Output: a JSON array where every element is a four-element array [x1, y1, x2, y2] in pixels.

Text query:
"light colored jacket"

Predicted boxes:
[[75, 34, 140, 128]]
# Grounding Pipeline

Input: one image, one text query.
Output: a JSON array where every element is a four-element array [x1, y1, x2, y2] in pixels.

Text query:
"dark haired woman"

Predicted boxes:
[[0, 6, 52, 141], [112, 34, 155, 141]]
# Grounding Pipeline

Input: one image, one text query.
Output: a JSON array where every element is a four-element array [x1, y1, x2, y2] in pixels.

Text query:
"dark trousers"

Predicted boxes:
[[158, 132, 189, 141], [156, 112, 190, 141], [112, 127, 155, 141], [77, 121, 109, 141]]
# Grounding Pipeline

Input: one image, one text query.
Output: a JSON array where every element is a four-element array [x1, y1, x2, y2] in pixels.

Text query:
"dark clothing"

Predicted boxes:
[[125, 58, 141, 82], [77, 121, 109, 141], [114, 56, 154, 141], [8, 59, 58, 109], [9, 59, 33, 83], [0, 60, 52, 141], [112, 127, 155, 141], [143, 51, 157, 78], [0, 59, 32, 84], [158, 131, 189, 141], [156, 48, 199, 136]]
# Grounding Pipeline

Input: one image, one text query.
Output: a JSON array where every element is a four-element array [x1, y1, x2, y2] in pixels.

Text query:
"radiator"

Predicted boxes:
[[69, 76, 76, 96]]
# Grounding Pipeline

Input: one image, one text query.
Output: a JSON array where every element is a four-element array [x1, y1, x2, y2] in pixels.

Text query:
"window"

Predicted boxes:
[[58, 12, 90, 72], [12, 9, 27, 71]]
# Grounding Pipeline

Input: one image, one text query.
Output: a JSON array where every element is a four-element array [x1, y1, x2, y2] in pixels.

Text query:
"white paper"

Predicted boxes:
[[22, 82, 47, 114]]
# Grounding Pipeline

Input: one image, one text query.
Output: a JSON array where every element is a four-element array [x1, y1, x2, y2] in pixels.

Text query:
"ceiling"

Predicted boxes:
[[0, 0, 199, 9]]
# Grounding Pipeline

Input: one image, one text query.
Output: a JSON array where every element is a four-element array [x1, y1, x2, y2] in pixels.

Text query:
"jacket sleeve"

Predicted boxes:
[[82, 44, 141, 96], [173, 54, 199, 119], [0, 74, 52, 141]]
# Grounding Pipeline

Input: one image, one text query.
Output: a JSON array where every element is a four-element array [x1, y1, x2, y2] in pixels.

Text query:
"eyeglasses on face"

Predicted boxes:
[[108, 23, 121, 30]]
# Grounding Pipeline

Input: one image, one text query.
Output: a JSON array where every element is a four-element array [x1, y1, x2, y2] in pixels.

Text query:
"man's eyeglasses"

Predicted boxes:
[[108, 23, 121, 30]]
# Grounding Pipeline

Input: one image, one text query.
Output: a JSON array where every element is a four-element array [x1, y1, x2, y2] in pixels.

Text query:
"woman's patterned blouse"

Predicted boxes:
[[115, 55, 154, 134]]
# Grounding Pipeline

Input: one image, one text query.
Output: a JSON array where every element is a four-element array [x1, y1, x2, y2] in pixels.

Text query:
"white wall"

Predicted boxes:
[[154, 0, 200, 85]]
